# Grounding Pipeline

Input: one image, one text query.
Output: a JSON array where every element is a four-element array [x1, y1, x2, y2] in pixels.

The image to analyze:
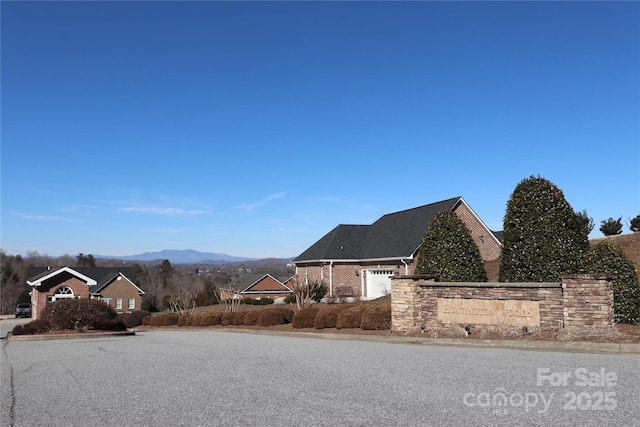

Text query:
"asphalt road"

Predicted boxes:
[[1, 330, 638, 427]]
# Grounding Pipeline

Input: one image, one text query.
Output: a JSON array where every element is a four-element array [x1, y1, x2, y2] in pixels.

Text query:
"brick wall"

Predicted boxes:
[[454, 202, 501, 261], [391, 274, 614, 332], [98, 276, 143, 313]]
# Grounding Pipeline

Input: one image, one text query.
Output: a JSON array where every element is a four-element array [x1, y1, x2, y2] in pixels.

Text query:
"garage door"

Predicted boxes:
[[365, 269, 394, 299]]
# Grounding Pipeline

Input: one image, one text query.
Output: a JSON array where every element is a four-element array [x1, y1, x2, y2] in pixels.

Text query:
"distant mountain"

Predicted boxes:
[[97, 249, 258, 264]]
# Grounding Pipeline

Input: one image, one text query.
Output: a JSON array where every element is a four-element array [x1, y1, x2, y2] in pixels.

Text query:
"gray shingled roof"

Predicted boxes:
[[294, 197, 462, 262]]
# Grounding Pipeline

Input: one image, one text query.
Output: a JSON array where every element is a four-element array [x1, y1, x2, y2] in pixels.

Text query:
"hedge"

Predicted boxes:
[[361, 304, 391, 330], [117, 311, 151, 328], [314, 305, 351, 329], [336, 306, 367, 329], [292, 306, 320, 329], [244, 310, 262, 326], [257, 307, 294, 326]]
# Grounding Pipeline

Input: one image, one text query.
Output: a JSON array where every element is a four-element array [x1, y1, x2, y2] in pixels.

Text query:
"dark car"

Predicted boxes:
[[15, 303, 31, 318]]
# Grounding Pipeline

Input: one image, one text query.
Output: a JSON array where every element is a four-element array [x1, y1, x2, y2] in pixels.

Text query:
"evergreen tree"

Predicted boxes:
[[499, 176, 589, 282], [415, 210, 487, 282], [581, 242, 640, 324], [630, 214, 640, 233], [599, 217, 623, 236]]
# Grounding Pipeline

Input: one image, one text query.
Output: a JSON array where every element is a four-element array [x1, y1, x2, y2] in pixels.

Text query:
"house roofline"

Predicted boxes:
[[453, 197, 502, 247], [27, 266, 98, 288], [90, 271, 145, 295], [293, 256, 414, 265]]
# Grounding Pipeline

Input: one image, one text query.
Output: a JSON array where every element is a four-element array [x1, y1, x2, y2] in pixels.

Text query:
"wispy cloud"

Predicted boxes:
[[235, 192, 287, 212], [12, 211, 81, 222], [119, 205, 210, 216]]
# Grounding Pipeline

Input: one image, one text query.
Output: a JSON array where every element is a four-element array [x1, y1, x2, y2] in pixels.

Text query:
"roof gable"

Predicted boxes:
[[89, 271, 145, 295], [27, 266, 98, 287], [240, 274, 293, 294], [28, 267, 139, 293]]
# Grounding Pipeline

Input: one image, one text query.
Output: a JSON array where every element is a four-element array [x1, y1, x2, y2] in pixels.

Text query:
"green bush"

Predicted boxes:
[[415, 210, 488, 282], [140, 299, 152, 312], [257, 307, 294, 326], [581, 242, 640, 324], [41, 298, 117, 330], [361, 304, 391, 330], [117, 310, 151, 328], [284, 294, 296, 304], [336, 306, 367, 329], [292, 306, 320, 329], [499, 176, 589, 282], [314, 306, 351, 329]]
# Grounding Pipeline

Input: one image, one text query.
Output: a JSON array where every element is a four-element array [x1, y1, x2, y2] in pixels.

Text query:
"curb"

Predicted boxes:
[[7, 331, 136, 341], [190, 328, 640, 355]]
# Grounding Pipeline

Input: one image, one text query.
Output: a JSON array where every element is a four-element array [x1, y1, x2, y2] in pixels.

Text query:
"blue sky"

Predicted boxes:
[[2, 1, 639, 259]]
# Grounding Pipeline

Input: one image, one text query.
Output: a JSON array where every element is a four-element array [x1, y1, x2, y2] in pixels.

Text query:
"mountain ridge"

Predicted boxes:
[[97, 249, 262, 264]]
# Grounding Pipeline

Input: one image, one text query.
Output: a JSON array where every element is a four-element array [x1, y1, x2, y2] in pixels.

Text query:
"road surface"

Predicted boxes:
[[2, 329, 638, 426]]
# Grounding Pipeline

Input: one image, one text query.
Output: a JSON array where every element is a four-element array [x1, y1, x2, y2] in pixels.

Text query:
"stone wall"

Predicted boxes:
[[391, 274, 614, 332]]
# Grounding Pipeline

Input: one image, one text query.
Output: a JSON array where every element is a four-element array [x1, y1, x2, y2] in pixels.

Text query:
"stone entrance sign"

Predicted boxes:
[[437, 298, 540, 327]]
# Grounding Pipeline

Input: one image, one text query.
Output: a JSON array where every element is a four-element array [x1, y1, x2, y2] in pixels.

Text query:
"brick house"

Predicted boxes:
[[27, 266, 145, 320], [293, 197, 502, 300], [220, 271, 294, 301]]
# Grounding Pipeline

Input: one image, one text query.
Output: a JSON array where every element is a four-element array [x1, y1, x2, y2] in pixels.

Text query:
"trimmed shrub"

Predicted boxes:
[[232, 311, 247, 326], [499, 176, 589, 282], [581, 242, 640, 324], [415, 210, 488, 282], [361, 304, 391, 330], [41, 298, 117, 330], [93, 319, 127, 331], [118, 311, 151, 328], [257, 307, 295, 326], [162, 313, 180, 326], [244, 310, 261, 326], [292, 306, 320, 329], [177, 314, 190, 327], [336, 306, 367, 329], [16, 319, 51, 335], [314, 306, 351, 329], [150, 313, 180, 326], [141, 315, 152, 326], [200, 313, 221, 326], [221, 312, 234, 326]]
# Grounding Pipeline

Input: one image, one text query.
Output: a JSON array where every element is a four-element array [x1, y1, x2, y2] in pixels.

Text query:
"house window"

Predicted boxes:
[[128, 298, 135, 310], [115, 299, 122, 310]]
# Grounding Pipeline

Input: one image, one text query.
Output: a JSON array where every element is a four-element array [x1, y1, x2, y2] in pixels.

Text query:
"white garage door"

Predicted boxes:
[[365, 269, 394, 299]]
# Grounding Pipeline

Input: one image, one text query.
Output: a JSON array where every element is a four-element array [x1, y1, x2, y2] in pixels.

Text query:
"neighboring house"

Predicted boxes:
[[26, 266, 145, 320], [293, 197, 502, 300], [221, 271, 294, 301]]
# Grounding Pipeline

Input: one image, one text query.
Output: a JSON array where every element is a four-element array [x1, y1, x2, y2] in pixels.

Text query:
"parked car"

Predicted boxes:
[[15, 303, 31, 318]]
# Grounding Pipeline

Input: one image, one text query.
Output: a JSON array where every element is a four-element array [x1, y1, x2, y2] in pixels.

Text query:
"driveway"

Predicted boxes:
[[2, 330, 638, 426]]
